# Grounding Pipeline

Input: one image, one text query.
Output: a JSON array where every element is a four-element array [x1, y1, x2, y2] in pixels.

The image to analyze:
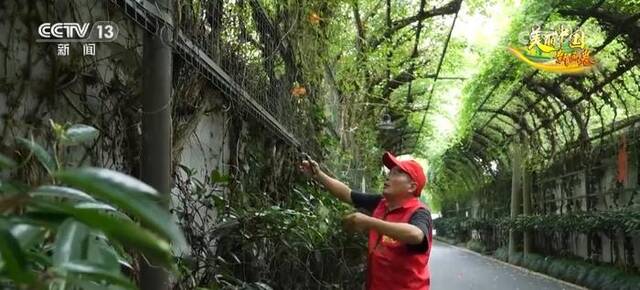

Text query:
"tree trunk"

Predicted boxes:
[[509, 142, 523, 262], [523, 161, 532, 257]]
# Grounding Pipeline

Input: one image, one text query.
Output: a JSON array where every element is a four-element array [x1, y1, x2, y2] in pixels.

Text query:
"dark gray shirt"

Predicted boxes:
[[350, 190, 432, 252]]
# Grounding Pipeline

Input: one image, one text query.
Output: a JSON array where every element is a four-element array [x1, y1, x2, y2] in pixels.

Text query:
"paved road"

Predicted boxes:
[[430, 241, 584, 290]]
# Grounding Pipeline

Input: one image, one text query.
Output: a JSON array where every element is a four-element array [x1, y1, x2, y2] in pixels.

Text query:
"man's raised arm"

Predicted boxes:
[[299, 159, 352, 204]]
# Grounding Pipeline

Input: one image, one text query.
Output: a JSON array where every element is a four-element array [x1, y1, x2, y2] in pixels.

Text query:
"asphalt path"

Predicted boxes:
[[430, 241, 585, 290]]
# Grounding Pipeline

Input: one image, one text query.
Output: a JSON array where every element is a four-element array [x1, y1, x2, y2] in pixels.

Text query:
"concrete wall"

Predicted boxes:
[[531, 132, 640, 268], [0, 0, 231, 256]]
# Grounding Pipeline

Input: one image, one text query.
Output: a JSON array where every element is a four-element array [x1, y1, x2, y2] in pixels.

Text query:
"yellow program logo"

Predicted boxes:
[[508, 23, 596, 74]]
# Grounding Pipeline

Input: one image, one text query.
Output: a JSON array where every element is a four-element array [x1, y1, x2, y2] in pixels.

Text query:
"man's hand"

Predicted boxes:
[[346, 214, 426, 245], [343, 212, 373, 232], [298, 156, 353, 204], [299, 158, 320, 178]]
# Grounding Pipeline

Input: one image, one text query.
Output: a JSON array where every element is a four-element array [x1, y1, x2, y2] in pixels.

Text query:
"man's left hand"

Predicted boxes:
[[343, 212, 374, 232]]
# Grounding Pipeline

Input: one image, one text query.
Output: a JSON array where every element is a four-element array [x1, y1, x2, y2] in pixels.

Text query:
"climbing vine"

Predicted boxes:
[[432, 0, 640, 210]]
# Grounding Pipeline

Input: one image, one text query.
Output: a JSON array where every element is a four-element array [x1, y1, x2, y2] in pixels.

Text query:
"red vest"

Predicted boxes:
[[367, 197, 432, 290]]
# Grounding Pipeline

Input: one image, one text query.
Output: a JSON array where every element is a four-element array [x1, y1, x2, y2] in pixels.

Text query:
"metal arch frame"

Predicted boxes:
[[437, 148, 506, 195], [456, 125, 511, 170], [412, 6, 461, 153], [514, 81, 581, 153], [523, 84, 577, 146], [519, 85, 563, 130], [488, 23, 627, 143], [467, 132, 510, 167], [445, 138, 501, 176], [477, 107, 534, 133], [436, 2, 640, 190], [439, 167, 474, 194], [462, 150, 504, 178], [466, 139, 503, 168], [439, 161, 480, 193], [467, 62, 517, 122], [465, 22, 632, 167], [501, 56, 640, 150], [470, 133, 502, 161], [485, 87, 566, 146], [483, 124, 510, 138], [470, 131, 495, 147], [447, 156, 486, 185], [469, 1, 607, 139], [525, 78, 590, 142]]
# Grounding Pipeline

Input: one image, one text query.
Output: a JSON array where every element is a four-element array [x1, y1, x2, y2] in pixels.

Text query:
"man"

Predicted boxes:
[[299, 152, 432, 290]]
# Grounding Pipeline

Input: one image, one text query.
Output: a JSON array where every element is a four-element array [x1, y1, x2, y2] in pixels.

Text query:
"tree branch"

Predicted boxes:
[[368, 0, 462, 49], [352, 0, 366, 53], [248, 0, 301, 84], [557, 8, 640, 49], [478, 108, 534, 134], [525, 79, 589, 145], [382, 69, 416, 99]]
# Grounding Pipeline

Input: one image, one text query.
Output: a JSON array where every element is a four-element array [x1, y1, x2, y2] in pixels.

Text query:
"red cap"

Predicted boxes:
[[382, 152, 427, 196]]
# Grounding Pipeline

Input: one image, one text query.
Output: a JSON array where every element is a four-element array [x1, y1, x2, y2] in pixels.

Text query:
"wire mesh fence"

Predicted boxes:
[[110, 0, 316, 153]]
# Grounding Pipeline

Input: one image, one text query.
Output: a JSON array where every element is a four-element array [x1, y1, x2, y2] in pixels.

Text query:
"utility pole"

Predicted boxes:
[[140, 0, 172, 288]]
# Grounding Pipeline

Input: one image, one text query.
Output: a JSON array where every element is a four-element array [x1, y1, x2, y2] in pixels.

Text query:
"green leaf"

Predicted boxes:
[[61, 124, 99, 146], [30, 200, 174, 268], [10, 224, 45, 249], [11, 210, 69, 230], [55, 167, 158, 197], [73, 202, 132, 222], [52, 219, 89, 290], [72, 208, 174, 268], [53, 219, 90, 267], [0, 181, 30, 196], [58, 261, 136, 290], [74, 202, 118, 212], [0, 153, 17, 170], [30, 193, 126, 220], [87, 237, 120, 273], [30, 185, 96, 202], [90, 233, 132, 270], [177, 164, 193, 177], [67, 280, 113, 290], [24, 250, 52, 269], [50, 119, 66, 141], [0, 219, 35, 284], [16, 137, 56, 173], [210, 169, 230, 184], [54, 167, 186, 250]]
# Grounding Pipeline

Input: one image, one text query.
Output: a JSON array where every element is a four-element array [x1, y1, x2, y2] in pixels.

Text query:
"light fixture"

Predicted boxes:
[[377, 110, 395, 130]]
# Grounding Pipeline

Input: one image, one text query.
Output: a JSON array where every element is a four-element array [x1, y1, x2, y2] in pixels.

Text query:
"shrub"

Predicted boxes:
[[522, 253, 544, 272], [493, 247, 509, 261], [583, 266, 628, 290], [556, 259, 587, 284], [466, 239, 487, 253], [506, 251, 640, 290], [509, 252, 524, 266], [546, 259, 569, 279], [0, 123, 185, 289]]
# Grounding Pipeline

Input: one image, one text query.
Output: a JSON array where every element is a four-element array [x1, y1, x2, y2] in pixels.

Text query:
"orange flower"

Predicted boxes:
[[308, 12, 321, 25], [291, 85, 307, 97]]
